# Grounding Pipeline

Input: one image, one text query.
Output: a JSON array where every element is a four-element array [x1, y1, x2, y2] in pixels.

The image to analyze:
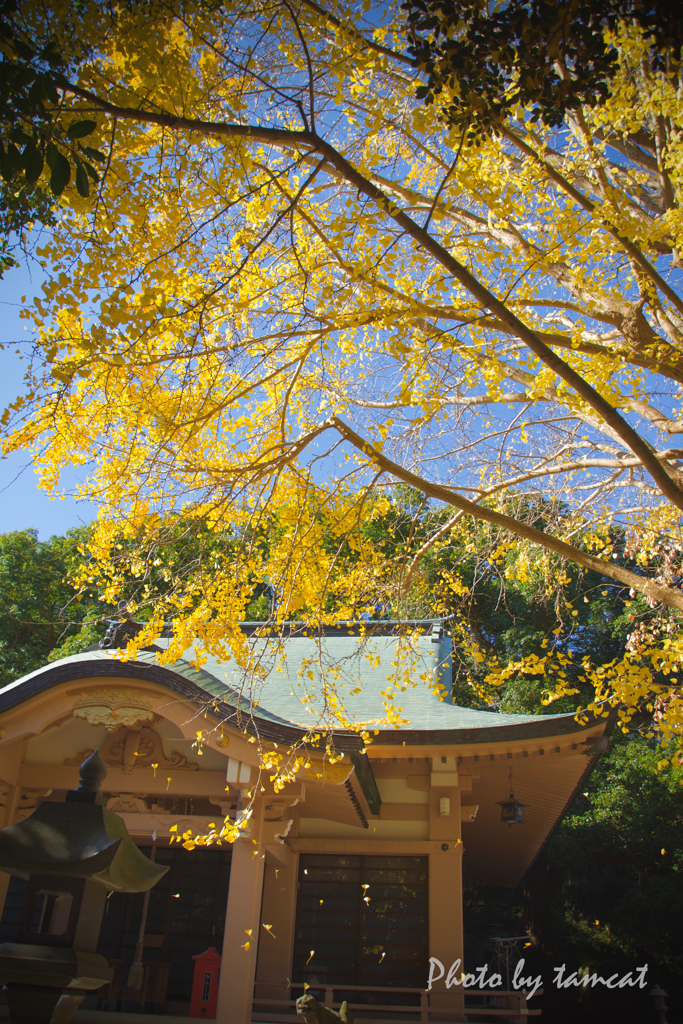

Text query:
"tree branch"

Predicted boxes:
[[327, 415, 683, 612], [500, 126, 683, 319], [62, 83, 683, 510]]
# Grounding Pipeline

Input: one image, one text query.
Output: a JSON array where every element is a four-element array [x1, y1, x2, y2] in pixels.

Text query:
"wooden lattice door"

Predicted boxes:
[[293, 854, 428, 998]]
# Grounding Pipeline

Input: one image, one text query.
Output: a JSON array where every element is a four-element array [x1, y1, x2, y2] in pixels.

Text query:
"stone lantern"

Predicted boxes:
[[0, 750, 167, 1024]]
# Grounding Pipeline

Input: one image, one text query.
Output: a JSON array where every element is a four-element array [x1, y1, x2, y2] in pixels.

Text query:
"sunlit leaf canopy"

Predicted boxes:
[[5, 0, 683, 738]]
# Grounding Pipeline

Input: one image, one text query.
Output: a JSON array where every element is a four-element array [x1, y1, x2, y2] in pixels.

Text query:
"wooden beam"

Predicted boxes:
[[286, 838, 463, 855], [366, 728, 604, 761], [18, 762, 229, 797]]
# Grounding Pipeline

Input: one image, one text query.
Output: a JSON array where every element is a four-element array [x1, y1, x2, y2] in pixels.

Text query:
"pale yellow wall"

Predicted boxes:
[[298, 817, 429, 840], [375, 777, 429, 804]]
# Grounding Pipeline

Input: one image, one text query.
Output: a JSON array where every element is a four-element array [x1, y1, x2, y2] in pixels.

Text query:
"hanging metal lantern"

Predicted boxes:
[[497, 768, 527, 826]]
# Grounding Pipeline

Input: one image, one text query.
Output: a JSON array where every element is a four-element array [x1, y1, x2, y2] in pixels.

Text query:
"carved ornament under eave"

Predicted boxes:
[[64, 722, 199, 775], [106, 794, 174, 815], [72, 687, 156, 730]]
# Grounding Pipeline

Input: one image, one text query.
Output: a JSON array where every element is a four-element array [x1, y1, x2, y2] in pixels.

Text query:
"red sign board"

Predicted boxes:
[[190, 946, 222, 1018]]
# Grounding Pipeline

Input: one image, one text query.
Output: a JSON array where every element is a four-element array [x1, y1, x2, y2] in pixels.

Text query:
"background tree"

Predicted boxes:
[[2, 0, 683, 735], [403, 0, 683, 138], [0, 0, 109, 274], [0, 527, 102, 681]]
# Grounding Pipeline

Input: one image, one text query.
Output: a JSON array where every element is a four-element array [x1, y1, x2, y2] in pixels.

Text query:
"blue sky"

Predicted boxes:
[[0, 258, 93, 540]]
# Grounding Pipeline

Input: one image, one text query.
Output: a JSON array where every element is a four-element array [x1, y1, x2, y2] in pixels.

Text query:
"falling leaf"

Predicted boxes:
[[172, 893, 180, 898], [662, 848, 667, 855], [242, 941, 250, 951], [303, 983, 310, 992], [306, 950, 315, 964], [361, 884, 369, 891], [263, 924, 277, 938], [364, 896, 371, 905], [319, 899, 324, 905], [594, 920, 600, 926], [245, 929, 253, 937], [379, 952, 386, 963], [166, 776, 172, 790]]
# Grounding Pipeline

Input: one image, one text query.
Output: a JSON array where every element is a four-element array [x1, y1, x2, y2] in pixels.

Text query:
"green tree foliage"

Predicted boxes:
[[0, 0, 106, 272], [0, 527, 102, 682], [552, 734, 683, 968], [359, 488, 641, 717], [0, 519, 274, 682], [429, 521, 635, 714], [404, 0, 683, 137]]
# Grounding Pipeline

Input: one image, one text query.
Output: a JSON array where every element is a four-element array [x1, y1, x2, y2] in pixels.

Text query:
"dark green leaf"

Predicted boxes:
[[45, 142, 59, 171], [12, 39, 36, 61], [49, 151, 70, 196], [44, 78, 60, 105], [83, 161, 100, 184], [23, 144, 44, 184], [66, 119, 97, 140], [10, 128, 32, 145], [0, 158, 14, 183], [80, 145, 106, 162], [75, 160, 89, 198], [3, 143, 21, 177]]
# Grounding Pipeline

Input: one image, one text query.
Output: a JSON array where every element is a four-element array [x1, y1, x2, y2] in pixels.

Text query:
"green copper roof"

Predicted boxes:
[[173, 630, 559, 734], [0, 621, 586, 742]]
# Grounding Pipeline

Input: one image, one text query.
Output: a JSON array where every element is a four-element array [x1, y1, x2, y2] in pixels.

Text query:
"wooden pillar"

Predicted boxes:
[[0, 872, 10, 924], [428, 758, 464, 1015], [255, 846, 298, 1001], [216, 802, 266, 1024], [428, 847, 465, 1007]]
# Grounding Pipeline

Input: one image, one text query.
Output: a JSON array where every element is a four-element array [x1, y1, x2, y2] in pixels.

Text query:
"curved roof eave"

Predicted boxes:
[[357, 711, 614, 746], [0, 650, 612, 749], [0, 652, 364, 752]]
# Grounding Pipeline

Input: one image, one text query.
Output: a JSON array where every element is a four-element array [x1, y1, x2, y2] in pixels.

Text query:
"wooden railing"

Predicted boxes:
[[252, 981, 542, 1023]]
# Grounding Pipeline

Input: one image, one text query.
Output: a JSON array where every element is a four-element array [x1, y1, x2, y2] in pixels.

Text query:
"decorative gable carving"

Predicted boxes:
[[64, 722, 199, 775], [72, 687, 156, 730]]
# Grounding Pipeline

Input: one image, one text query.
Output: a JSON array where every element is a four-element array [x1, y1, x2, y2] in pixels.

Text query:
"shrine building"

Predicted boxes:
[[0, 620, 611, 1022]]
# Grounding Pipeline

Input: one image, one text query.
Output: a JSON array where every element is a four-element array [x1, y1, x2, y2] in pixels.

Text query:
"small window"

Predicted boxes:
[[30, 890, 73, 936]]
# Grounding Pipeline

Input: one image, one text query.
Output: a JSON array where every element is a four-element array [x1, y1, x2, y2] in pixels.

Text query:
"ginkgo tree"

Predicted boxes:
[[5, 0, 683, 740]]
